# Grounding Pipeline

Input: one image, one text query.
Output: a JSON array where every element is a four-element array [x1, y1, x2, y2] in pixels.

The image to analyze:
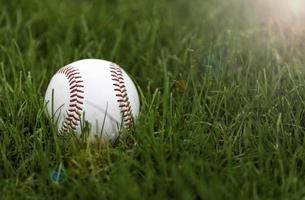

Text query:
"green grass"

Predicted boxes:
[[1, 0, 305, 199]]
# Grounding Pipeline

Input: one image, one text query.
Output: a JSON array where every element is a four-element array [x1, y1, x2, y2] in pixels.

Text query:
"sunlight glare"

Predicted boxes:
[[261, 0, 305, 25], [288, 0, 305, 15]]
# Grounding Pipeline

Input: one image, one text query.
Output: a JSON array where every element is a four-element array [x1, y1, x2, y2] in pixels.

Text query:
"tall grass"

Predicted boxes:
[[0, 0, 305, 199]]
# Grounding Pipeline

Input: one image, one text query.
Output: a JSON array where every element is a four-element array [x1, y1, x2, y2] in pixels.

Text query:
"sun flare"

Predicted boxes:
[[266, 0, 305, 15], [288, 0, 305, 14], [259, 0, 305, 27]]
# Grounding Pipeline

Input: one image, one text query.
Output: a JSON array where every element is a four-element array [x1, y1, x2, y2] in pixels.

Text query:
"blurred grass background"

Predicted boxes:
[[1, 0, 305, 199]]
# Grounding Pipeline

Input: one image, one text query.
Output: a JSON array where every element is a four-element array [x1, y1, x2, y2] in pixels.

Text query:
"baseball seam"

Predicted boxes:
[[57, 66, 84, 134], [110, 63, 134, 130]]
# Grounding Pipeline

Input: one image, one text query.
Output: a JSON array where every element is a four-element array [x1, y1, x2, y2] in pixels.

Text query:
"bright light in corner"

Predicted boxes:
[[262, 0, 305, 24], [289, 0, 305, 14]]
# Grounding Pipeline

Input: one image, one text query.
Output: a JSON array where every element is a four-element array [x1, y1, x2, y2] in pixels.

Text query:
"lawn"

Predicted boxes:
[[1, 0, 305, 199]]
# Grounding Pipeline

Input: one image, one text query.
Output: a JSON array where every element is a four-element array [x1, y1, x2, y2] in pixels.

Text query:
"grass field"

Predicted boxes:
[[1, 0, 305, 199]]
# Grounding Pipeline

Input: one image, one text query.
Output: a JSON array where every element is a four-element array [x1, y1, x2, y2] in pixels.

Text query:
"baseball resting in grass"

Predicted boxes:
[[44, 59, 140, 141]]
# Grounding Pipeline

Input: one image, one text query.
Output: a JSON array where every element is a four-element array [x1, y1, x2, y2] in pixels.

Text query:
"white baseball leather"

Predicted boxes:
[[44, 59, 140, 141]]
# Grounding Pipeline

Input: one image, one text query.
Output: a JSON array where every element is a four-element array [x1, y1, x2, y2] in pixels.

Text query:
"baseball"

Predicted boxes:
[[44, 59, 140, 141]]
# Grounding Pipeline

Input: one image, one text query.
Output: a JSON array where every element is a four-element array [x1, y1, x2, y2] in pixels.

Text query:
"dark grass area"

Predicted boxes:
[[1, 0, 305, 199]]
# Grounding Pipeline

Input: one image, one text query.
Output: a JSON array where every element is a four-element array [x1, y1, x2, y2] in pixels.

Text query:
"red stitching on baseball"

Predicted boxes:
[[70, 88, 84, 93], [70, 94, 84, 99], [70, 85, 84, 90], [68, 74, 79, 80], [69, 103, 83, 109], [110, 63, 134, 130], [56, 66, 84, 134], [70, 80, 83, 85]]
